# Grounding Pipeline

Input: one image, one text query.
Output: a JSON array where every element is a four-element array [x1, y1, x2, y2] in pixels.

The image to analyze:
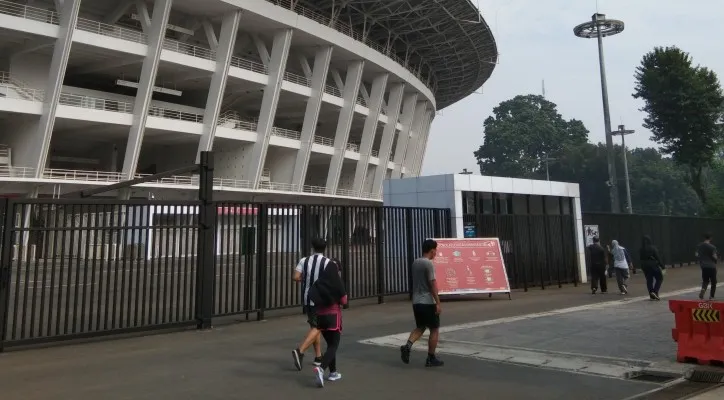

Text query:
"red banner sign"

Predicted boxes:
[[432, 238, 511, 295]]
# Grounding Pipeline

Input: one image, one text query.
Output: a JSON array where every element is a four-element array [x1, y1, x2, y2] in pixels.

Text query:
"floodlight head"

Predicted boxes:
[[574, 15, 624, 39]]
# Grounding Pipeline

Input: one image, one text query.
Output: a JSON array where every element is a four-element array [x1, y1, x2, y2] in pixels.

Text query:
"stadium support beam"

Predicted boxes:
[[104, 1, 132, 24], [119, 0, 173, 197], [325, 60, 365, 194], [351, 73, 389, 192], [135, 1, 152, 33], [402, 106, 432, 177], [202, 19, 219, 50], [291, 45, 334, 189], [412, 112, 435, 176], [409, 110, 434, 176], [252, 34, 270, 67], [391, 100, 425, 179], [245, 29, 293, 189], [28, 0, 80, 179], [371, 83, 406, 195], [196, 11, 242, 159]]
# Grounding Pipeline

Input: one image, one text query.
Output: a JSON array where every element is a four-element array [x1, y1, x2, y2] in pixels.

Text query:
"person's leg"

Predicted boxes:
[[600, 266, 608, 293], [315, 330, 341, 387], [401, 304, 426, 364], [642, 268, 654, 297], [700, 268, 711, 299], [652, 269, 664, 298], [425, 305, 444, 367], [591, 265, 599, 293], [710, 269, 717, 299], [615, 269, 625, 293], [293, 308, 321, 371]]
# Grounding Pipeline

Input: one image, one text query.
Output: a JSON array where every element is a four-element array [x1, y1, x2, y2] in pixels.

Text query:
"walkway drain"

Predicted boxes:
[[686, 368, 724, 384], [628, 372, 678, 384]]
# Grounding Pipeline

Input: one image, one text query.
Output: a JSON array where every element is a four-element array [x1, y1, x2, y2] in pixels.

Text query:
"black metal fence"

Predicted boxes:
[[583, 213, 724, 267], [462, 214, 578, 290], [0, 198, 450, 349]]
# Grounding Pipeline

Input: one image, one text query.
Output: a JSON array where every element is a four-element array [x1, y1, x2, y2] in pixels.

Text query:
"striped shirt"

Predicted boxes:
[[295, 253, 331, 307]]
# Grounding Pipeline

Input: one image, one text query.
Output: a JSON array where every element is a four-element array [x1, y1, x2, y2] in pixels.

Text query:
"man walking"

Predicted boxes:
[[400, 239, 444, 367], [292, 238, 332, 370], [696, 233, 718, 300], [587, 237, 608, 294]]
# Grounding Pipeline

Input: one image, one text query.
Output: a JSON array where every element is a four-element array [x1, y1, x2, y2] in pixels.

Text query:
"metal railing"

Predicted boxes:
[[75, 18, 147, 44], [44, 169, 125, 182], [283, 71, 310, 87], [271, 127, 301, 141], [313, 136, 334, 147], [371, 149, 379, 158], [302, 185, 327, 195], [148, 106, 203, 123], [214, 177, 253, 189], [58, 92, 134, 113], [0, 0, 58, 24], [324, 84, 342, 98], [346, 143, 360, 153], [218, 111, 258, 131], [0, 145, 8, 159], [258, 181, 298, 192], [265, 0, 435, 93], [163, 39, 216, 61], [0, 166, 33, 178], [0, 71, 45, 102], [230, 56, 268, 74]]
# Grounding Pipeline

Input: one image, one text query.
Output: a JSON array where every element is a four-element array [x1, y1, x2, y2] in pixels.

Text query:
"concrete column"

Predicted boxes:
[[392, 101, 426, 179], [28, 0, 80, 178], [351, 73, 388, 192], [120, 0, 173, 187], [371, 83, 405, 195], [408, 110, 433, 177], [573, 197, 588, 283], [196, 11, 242, 160], [291, 45, 333, 189], [245, 28, 293, 189], [401, 107, 431, 177], [325, 60, 364, 195], [412, 112, 434, 176]]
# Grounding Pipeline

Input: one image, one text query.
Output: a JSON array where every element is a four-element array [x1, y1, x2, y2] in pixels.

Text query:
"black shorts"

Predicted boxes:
[[304, 306, 318, 328], [412, 304, 440, 330]]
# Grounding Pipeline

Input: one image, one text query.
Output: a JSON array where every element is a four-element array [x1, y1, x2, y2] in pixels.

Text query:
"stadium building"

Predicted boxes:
[[0, 0, 497, 203]]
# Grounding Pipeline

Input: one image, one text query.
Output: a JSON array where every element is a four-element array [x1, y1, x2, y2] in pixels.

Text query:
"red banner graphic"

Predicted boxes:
[[432, 238, 511, 295]]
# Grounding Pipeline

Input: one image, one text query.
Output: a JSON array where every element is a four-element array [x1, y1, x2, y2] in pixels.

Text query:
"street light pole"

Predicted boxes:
[[613, 124, 635, 214], [574, 13, 625, 213]]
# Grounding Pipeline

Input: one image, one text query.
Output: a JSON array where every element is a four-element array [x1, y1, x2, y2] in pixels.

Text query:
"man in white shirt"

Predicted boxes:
[[291, 238, 331, 371]]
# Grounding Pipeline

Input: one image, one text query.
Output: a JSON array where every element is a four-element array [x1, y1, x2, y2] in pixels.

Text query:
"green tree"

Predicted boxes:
[[633, 46, 724, 204], [474, 95, 588, 178]]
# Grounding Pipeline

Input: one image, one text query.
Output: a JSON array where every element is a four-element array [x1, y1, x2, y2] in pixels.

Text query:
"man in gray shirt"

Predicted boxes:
[[400, 239, 444, 367]]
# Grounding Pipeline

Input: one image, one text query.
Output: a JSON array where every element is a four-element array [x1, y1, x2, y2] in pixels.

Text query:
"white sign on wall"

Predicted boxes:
[[584, 225, 599, 246]]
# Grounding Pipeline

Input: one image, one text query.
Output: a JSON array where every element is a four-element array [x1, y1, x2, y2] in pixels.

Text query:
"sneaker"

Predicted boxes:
[[313, 356, 322, 366], [699, 289, 706, 300], [619, 291, 626, 295], [622, 286, 628, 295], [651, 292, 660, 301], [592, 288, 597, 295], [313, 366, 324, 388], [292, 349, 304, 371], [710, 297, 716, 301], [425, 355, 445, 367], [400, 345, 411, 364], [327, 372, 342, 381]]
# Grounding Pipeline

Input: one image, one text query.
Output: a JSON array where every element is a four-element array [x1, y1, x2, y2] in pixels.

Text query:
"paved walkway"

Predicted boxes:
[[0, 266, 717, 400]]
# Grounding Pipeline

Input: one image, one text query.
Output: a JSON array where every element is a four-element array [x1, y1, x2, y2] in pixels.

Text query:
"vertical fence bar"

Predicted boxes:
[[195, 152, 214, 329], [0, 199, 14, 352], [256, 204, 268, 320], [375, 207, 384, 304], [405, 208, 414, 300]]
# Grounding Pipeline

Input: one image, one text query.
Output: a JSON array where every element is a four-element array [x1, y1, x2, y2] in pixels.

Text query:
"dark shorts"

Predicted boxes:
[[412, 303, 440, 330], [304, 306, 318, 328]]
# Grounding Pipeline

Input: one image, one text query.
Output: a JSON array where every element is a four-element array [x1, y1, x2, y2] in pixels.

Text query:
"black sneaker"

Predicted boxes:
[[651, 292, 660, 301], [400, 345, 411, 364], [313, 356, 322, 366], [592, 288, 597, 294], [292, 349, 304, 371], [699, 289, 706, 300], [425, 356, 444, 367]]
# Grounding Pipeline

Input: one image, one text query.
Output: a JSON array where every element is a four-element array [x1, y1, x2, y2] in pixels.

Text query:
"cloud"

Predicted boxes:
[[421, 0, 724, 175]]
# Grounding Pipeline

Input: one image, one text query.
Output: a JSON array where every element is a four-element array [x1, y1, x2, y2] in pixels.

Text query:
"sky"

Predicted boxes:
[[420, 0, 724, 175]]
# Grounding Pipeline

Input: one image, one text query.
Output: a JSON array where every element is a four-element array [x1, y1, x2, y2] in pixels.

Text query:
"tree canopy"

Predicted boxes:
[[632, 46, 724, 203], [474, 95, 588, 178]]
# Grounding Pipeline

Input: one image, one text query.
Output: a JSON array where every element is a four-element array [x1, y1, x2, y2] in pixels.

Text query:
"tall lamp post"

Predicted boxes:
[[613, 124, 635, 214], [574, 13, 625, 213]]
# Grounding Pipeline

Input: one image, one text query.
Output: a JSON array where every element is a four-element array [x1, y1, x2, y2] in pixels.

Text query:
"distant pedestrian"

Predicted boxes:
[[400, 239, 444, 367], [292, 238, 332, 370], [696, 233, 718, 300], [640, 235, 665, 300], [307, 258, 348, 387], [587, 237, 608, 294], [608, 240, 632, 295]]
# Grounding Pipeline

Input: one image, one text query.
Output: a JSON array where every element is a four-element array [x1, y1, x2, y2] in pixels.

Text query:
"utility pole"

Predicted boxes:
[[613, 124, 635, 214], [574, 13, 625, 213], [542, 155, 557, 181]]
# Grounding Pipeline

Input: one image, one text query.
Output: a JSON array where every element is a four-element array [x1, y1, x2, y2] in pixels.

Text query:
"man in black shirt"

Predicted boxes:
[[696, 233, 718, 300], [587, 237, 608, 294]]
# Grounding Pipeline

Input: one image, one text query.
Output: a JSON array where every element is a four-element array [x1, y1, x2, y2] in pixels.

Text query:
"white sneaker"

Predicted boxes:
[[313, 366, 324, 388], [327, 372, 342, 381]]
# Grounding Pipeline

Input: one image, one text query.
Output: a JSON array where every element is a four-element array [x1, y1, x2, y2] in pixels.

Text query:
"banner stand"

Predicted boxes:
[[433, 238, 512, 300]]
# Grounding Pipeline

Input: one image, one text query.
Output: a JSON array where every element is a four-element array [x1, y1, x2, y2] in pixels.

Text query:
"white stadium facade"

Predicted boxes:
[[0, 0, 497, 203]]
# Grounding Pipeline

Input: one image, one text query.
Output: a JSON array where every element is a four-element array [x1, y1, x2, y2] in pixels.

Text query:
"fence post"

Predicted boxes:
[[445, 209, 452, 237], [255, 203, 269, 320], [405, 209, 415, 300], [195, 151, 215, 330], [376, 207, 385, 304], [0, 199, 13, 352], [341, 208, 350, 308]]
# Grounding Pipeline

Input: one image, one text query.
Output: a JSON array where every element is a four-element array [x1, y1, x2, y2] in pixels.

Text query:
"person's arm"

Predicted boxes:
[[624, 249, 633, 269], [653, 247, 664, 268], [427, 262, 441, 313], [293, 259, 303, 282]]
